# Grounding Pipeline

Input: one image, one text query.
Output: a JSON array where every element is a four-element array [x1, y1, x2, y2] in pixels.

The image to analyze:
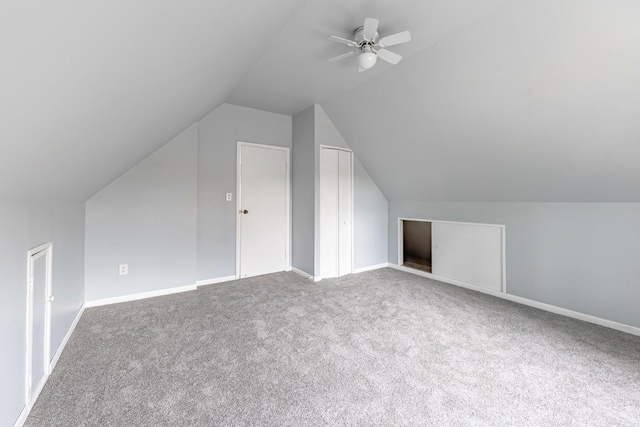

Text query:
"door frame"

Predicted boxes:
[[236, 141, 291, 279], [319, 145, 355, 278], [25, 241, 53, 410], [398, 218, 507, 292]]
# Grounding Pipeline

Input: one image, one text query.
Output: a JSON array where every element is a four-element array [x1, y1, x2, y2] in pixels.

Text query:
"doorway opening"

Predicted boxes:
[[402, 220, 432, 273]]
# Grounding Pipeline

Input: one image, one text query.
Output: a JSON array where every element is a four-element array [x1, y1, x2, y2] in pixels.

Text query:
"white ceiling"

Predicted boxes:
[[0, 0, 304, 201], [228, 0, 511, 116], [3, 0, 640, 203], [321, 0, 640, 201]]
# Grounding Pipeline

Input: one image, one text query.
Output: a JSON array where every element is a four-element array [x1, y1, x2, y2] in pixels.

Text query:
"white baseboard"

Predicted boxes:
[[85, 284, 197, 308], [196, 275, 237, 287], [353, 263, 389, 274], [13, 405, 28, 427], [49, 304, 85, 373], [291, 267, 312, 279], [389, 264, 640, 337], [290, 267, 323, 281]]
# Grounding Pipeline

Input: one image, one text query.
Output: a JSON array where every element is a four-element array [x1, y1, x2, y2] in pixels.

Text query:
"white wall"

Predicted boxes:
[[291, 105, 388, 277], [0, 202, 85, 427], [389, 201, 640, 328], [291, 106, 316, 275], [85, 125, 198, 301], [197, 104, 292, 281]]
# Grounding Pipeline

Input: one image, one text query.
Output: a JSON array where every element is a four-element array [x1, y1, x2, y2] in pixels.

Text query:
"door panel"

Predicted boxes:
[[31, 254, 47, 392], [432, 222, 503, 291], [320, 148, 339, 278], [239, 145, 287, 278], [338, 150, 352, 277]]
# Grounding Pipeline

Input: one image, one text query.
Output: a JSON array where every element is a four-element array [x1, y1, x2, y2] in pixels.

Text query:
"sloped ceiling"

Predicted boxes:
[[320, 0, 640, 202], [4, 0, 640, 203], [0, 0, 304, 201], [228, 0, 511, 115]]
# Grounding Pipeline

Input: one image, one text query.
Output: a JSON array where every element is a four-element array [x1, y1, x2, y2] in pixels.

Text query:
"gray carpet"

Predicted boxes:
[[26, 269, 640, 426]]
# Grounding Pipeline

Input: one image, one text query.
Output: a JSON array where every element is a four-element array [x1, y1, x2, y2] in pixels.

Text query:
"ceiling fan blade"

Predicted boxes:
[[328, 35, 358, 47], [378, 31, 412, 48], [363, 17, 379, 41], [329, 51, 357, 62], [376, 48, 402, 65]]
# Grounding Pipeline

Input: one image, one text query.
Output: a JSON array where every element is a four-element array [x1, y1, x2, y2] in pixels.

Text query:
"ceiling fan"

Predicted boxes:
[[328, 17, 411, 72]]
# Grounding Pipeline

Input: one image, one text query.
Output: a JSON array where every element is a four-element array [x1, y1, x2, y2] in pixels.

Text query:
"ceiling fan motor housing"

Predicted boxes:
[[354, 26, 379, 47]]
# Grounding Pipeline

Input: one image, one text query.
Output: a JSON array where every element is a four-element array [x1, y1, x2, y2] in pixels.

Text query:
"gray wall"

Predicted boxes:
[[197, 103, 292, 281], [85, 124, 197, 301], [0, 202, 84, 427], [315, 105, 388, 271], [291, 106, 316, 275], [389, 201, 640, 328]]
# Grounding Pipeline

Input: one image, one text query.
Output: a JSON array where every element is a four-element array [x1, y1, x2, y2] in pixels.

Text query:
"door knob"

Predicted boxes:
[[239, 209, 248, 214]]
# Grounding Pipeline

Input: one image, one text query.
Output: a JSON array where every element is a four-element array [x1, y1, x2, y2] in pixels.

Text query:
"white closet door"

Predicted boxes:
[[338, 150, 352, 277], [320, 148, 339, 278], [432, 222, 503, 291]]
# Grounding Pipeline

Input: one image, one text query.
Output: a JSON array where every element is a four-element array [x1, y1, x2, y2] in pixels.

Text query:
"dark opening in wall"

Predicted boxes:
[[403, 220, 432, 273]]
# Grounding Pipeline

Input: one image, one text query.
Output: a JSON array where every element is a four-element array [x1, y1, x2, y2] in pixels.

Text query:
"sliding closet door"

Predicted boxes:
[[432, 222, 503, 291], [320, 147, 353, 279]]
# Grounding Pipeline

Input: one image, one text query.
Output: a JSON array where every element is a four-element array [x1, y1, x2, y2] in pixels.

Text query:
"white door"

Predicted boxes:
[[432, 222, 503, 291], [26, 243, 53, 408], [320, 147, 353, 279], [337, 150, 352, 277], [238, 143, 289, 278]]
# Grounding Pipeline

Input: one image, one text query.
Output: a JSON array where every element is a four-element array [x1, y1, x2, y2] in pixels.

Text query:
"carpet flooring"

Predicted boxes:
[[26, 268, 640, 426]]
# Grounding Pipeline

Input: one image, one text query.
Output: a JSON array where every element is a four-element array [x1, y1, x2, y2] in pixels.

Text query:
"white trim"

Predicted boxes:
[[25, 242, 53, 411], [290, 267, 323, 282], [353, 263, 390, 274], [398, 217, 507, 293], [398, 217, 505, 229], [389, 264, 640, 337], [29, 374, 47, 411], [291, 267, 313, 279], [49, 304, 85, 373], [12, 405, 28, 427], [196, 275, 237, 287], [85, 284, 197, 308], [319, 144, 352, 152], [236, 141, 291, 280]]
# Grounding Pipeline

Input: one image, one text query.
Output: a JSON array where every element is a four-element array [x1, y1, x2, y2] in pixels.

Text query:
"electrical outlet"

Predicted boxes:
[[226, 193, 232, 201], [119, 264, 128, 275]]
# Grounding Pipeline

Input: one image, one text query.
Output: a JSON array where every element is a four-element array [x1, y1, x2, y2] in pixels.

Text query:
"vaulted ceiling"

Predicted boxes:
[[3, 0, 640, 202]]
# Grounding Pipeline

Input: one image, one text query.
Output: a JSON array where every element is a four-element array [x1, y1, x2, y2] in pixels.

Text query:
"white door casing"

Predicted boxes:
[[25, 242, 53, 410], [236, 142, 290, 278]]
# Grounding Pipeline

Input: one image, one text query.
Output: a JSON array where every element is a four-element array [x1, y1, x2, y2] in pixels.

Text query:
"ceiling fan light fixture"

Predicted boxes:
[[358, 49, 377, 69]]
